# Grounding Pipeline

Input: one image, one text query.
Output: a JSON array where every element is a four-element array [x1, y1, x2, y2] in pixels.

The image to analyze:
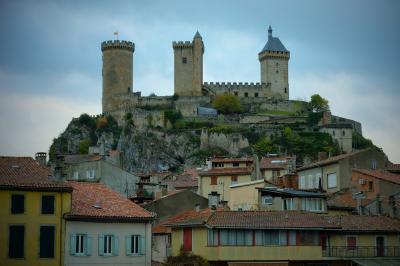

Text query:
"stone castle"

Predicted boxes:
[[101, 27, 297, 125]]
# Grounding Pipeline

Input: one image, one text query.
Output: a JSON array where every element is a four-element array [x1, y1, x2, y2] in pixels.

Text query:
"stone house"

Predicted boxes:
[[296, 148, 388, 194], [260, 155, 296, 182], [319, 123, 353, 153], [351, 169, 400, 218], [61, 154, 139, 197], [64, 182, 154, 266], [257, 187, 327, 213]]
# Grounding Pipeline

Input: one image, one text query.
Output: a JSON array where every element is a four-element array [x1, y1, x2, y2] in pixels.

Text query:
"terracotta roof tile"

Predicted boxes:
[[211, 157, 253, 163], [260, 156, 294, 170], [169, 174, 198, 189], [207, 211, 338, 229], [0, 156, 71, 191], [353, 169, 400, 185], [65, 181, 154, 221], [296, 148, 370, 171], [199, 167, 252, 177], [163, 208, 214, 227], [327, 215, 400, 232]]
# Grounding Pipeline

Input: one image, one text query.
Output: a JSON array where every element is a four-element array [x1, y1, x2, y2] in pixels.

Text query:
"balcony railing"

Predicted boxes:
[[322, 246, 400, 257]]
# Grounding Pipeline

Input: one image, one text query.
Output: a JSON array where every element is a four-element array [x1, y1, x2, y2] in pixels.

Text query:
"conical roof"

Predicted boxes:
[[260, 27, 288, 53], [194, 30, 202, 39]]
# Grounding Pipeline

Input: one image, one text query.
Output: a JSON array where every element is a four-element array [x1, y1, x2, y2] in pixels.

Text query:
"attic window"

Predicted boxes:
[[182, 57, 187, 64]]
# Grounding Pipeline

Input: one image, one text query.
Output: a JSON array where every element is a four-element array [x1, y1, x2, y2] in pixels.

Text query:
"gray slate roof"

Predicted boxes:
[[194, 31, 202, 39], [261, 37, 288, 53]]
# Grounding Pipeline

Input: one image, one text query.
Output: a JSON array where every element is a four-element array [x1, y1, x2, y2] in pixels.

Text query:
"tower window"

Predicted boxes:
[[244, 92, 248, 97], [276, 70, 279, 74], [284, 88, 287, 93], [234, 92, 238, 96], [276, 63, 279, 66], [255, 93, 259, 97], [182, 57, 187, 64]]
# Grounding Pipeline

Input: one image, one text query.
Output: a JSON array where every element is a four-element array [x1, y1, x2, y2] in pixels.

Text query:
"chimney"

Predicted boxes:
[[195, 203, 200, 212], [35, 152, 47, 166], [208, 191, 220, 208], [210, 205, 217, 213]]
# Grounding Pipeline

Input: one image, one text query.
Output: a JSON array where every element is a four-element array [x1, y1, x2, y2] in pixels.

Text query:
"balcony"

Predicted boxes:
[[322, 246, 400, 258]]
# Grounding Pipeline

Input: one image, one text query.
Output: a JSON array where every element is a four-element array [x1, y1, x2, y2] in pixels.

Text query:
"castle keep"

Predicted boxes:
[[101, 27, 297, 124]]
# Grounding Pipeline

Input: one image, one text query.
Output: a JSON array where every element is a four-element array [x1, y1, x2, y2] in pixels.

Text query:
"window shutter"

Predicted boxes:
[[139, 235, 146, 255], [69, 234, 76, 255], [125, 235, 131, 256], [98, 234, 104, 256], [85, 235, 92, 256], [113, 236, 119, 256]]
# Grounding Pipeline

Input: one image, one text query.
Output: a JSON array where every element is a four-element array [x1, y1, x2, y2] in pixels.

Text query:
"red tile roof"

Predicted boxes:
[[260, 156, 294, 170], [169, 174, 198, 189], [327, 215, 400, 232], [64, 154, 102, 164], [199, 167, 252, 177], [211, 157, 253, 163], [0, 156, 71, 192], [387, 163, 400, 173], [353, 169, 400, 185], [207, 211, 339, 229], [162, 208, 213, 227], [296, 148, 370, 171], [65, 181, 154, 222], [326, 189, 373, 210]]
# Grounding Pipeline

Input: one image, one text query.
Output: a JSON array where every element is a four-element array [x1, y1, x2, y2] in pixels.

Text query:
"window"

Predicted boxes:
[[327, 173, 337, 188], [126, 235, 144, 255], [264, 230, 281, 246], [104, 235, 113, 255], [70, 234, 91, 256], [86, 170, 95, 179], [316, 173, 322, 189], [73, 171, 79, 180], [262, 196, 273, 205], [332, 130, 335, 136], [276, 70, 279, 74], [41, 195, 55, 214], [232, 162, 239, 167], [244, 92, 248, 97], [11, 194, 24, 214], [218, 229, 252, 246], [234, 92, 238, 96], [371, 159, 377, 169], [289, 230, 296, 245], [255, 92, 259, 97], [99, 234, 118, 256], [182, 57, 187, 64], [347, 236, 357, 250], [207, 229, 218, 246], [301, 198, 324, 212], [283, 198, 293, 210], [368, 181, 374, 191], [284, 88, 287, 93], [211, 176, 217, 185], [231, 176, 238, 185], [342, 130, 345, 136], [299, 176, 306, 189], [9, 225, 24, 258], [299, 231, 319, 245], [40, 226, 55, 258]]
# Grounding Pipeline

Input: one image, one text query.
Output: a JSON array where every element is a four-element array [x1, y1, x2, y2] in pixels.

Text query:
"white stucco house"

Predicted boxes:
[[64, 182, 154, 266]]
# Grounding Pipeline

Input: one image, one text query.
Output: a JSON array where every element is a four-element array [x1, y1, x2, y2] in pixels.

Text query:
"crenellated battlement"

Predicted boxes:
[[172, 41, 193, 49], [203, 81, 269, 88], [101, 40, 135, 52]]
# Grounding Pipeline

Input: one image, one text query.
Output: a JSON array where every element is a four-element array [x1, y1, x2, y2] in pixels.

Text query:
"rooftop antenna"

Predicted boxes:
[[113, 31, 119, 40]]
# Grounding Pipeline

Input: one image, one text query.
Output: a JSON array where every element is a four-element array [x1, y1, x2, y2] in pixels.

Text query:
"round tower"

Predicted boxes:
[[101, 40, 135, 113]]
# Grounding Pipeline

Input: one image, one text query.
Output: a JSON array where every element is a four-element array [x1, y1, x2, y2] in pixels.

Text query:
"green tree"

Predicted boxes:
[[310, 94, 329, 112], [212, 93, 243, 114], [165, 248, 209, 266], [252, 137, 275, 156], [79, 138, 91, 154]]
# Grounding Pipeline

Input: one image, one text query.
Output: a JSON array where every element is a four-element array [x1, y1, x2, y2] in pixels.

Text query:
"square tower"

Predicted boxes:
[[259, 26, 290, 100], [173, 31, 204, 97]]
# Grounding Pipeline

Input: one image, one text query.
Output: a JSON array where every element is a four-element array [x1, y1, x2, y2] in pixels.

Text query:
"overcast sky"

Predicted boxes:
[[0, 0, 399, 162]]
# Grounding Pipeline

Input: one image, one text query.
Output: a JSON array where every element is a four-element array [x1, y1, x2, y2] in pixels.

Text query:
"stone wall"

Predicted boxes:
[[200, 128, 249, 155]]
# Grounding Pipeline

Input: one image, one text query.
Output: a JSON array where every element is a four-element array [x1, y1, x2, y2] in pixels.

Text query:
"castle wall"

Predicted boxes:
[[200, 129, 249, 156], [202, 82, 274, 98], [106, 108, 165, 130], [175, 96, 211, 117]]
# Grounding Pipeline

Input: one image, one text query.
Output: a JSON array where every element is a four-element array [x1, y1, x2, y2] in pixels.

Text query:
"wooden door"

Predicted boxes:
[[183, 228, 192, 251], [376, 236, 385, 257]]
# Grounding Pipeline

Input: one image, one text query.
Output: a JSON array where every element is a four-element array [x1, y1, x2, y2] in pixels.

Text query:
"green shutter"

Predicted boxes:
[[98, 234, 104, 256], [112, 236, 119, 256], [85, 235, 92, 256], [125, 235, 132, 256], [69, 234, 76, 255], [139, 235, 146, 255]]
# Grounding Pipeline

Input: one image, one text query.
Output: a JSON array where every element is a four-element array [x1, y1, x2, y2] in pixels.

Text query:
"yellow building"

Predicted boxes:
[[0, 156, 72, 266], [198, 157, 254, 203], [228, 179, 270, 210], [166, 210, 400, 265]]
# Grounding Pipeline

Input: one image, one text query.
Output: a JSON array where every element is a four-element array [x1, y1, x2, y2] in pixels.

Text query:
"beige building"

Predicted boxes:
[[319, 123, 353, 153], [296, 148, 388, 194], [198, 157, 255, 204], [260, 155, 296, 181], [229, 179, 273, 210]]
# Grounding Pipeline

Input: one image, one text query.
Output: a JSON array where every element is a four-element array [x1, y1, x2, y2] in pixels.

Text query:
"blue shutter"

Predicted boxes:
[[125, 235, 132, 256], [139, 235, 146, 255], [112, 236, 119, 256], [98, 234, 104, 256], [69, 234, 76, 255], [85, 235, 92, 256]]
